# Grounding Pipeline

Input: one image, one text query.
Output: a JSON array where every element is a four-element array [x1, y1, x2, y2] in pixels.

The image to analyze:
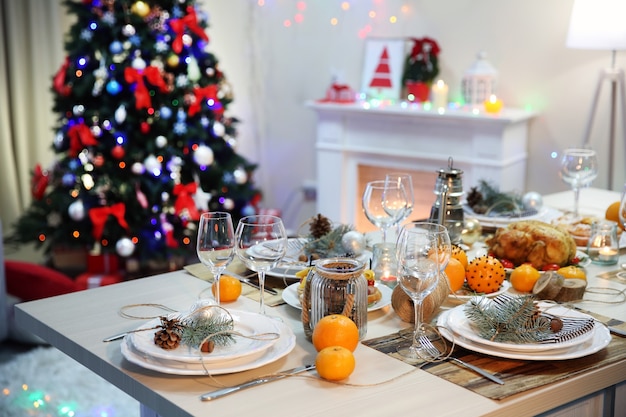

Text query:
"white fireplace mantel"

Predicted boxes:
[[307, 101, 537, 227]]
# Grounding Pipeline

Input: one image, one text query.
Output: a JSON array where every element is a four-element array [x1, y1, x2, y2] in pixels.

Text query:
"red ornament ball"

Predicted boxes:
[[111, 145, 125, 159], [140, 122, 150, 134], [93, 155, 105, 167]]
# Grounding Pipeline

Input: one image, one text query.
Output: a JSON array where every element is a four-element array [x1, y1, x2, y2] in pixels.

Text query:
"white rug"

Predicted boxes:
[[0, 346, 139, 417]]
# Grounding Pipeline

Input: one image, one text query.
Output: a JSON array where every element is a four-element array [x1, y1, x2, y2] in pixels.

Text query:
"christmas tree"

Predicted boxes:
[[5, 0, 261, 270]]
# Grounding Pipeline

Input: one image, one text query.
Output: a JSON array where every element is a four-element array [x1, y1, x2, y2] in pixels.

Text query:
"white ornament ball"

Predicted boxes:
[[122, 24, 136, 37], [222, 198, 234, 210], [131, 162, 145, 174], [116, 237, 135, 257], [132, 56, 146, 70], [522, 191, 543, 211], [68, 200, 85, 221], [233, 168, 247, 184], [341, 230, 365, 255], [212, 121, 225, 137], [143, 154, 162, 174], [155, 135, 168, 148], [193, 145, 214, 166]]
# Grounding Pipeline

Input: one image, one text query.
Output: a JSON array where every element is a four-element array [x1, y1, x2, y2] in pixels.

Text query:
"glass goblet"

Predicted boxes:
[[363, 180, 406, 243], [395, 222, 450, 360], [385, 173, 414, 234], [196, 212, 235, 306], [559, 148, 598, 217], [235, 215, 287, 315]]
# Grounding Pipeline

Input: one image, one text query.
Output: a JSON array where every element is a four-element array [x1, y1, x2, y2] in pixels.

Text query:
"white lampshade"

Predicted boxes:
[[566, 0, 626, 50]]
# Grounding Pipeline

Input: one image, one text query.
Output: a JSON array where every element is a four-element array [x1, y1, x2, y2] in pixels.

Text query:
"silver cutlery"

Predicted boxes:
[[420, 335, 505, 385], [200, 364, 316, 401], [103, 332, 128, 342]]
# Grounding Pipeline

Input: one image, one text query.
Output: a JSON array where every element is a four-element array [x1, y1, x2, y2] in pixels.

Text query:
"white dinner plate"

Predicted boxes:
[[445, 302, 595, 353], [436, 310, 610, 360], [128, 310, 280, 364], [465, 206, 562, 229], [121, 318, 296, 375], [447, 280, 511, 304], [281, 282, 392, 312]]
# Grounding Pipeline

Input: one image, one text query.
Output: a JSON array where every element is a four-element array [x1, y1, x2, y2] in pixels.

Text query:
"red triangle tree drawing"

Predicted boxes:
[[369, 47, 393, 90]]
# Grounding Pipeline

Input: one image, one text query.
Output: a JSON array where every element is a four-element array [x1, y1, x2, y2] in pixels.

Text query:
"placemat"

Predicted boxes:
[[184, 262, 285, 307], [363, 311, 626, 400]]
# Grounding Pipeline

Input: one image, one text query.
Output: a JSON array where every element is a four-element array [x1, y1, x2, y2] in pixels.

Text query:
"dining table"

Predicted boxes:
[[14, 187, 626, 417]]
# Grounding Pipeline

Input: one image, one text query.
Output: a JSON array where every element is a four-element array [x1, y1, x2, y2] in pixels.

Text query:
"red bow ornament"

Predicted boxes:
[[68, 123, 98, 157], [31, 164, 49, 200], [89, 203, 130, 241], [124, 66, 169, 110], [53, 56, 72, 97], [169, 6, 209, 54], [173, 182, 200, 221], [188, 84, 222, 116]]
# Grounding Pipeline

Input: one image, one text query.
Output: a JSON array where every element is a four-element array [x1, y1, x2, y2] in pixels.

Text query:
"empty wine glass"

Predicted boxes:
[[385, 173, 414, 234], [363, 180, 407, 242], [196, 212, 235, 306], [395, 222, 451, 360], [235, 215, 287, 315], [559, 148, 598, 217]]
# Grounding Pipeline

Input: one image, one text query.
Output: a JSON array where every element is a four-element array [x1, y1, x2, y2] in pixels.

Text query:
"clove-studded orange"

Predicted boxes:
[[465, 255, 505, 294]]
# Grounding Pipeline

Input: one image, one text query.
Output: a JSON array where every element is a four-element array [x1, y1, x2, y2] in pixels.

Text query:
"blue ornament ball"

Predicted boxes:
[[241, 204, 256, 217], [109, 41, 123, 54], [106, 80, 122, 95], [160, 106, 172, 119]]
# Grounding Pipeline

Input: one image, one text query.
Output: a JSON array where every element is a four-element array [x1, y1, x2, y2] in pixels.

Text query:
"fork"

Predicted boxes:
[[419, 335, 505, 385]]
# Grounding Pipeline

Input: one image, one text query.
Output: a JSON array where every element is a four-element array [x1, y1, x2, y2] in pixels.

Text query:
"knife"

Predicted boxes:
[[200, 364, 315, 401], [228, 272, 278, 295]]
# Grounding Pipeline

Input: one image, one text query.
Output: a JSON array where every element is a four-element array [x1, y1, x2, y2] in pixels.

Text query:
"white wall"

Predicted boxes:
[[199, 0, 625, 231]]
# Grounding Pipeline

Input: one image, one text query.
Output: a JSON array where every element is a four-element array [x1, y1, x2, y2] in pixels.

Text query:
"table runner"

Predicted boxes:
[[363, 311, 626, 400]]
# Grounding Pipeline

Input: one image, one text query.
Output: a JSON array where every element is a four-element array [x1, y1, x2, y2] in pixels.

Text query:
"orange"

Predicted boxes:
[[444, 257, 466, 293], [212, 275, 242, 302], [557, 265, 586, 280], [451, 245, 468, 269], [312, 314, 359, 352], [510, 264, 541, 293], [315, 346, 356, 381], [605, 201, 625, 231]]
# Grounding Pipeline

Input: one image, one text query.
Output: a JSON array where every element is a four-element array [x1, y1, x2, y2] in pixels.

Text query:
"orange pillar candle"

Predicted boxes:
[[484, 94, 503, 113]]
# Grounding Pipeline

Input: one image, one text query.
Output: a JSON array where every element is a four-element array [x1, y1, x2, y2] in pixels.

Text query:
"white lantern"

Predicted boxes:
[[461, 51, 498, 108]]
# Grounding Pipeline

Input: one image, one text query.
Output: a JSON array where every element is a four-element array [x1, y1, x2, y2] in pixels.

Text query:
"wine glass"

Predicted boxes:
[[363, 180, 407, 243], [196, 212, 235, 306], [395, 222, 451, 360], [235, 215, 287, 315], [559, 148, 598, 217], [385, 173, 414, 234]]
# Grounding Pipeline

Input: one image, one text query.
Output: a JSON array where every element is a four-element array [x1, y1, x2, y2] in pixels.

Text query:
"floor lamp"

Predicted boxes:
[[566, 0, 626, 189]]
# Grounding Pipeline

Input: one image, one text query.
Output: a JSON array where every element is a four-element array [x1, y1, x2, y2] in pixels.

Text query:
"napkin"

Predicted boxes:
[[184, 262, 285, 307]]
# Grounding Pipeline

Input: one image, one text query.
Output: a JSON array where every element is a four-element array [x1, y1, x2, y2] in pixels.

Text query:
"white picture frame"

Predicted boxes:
[[360, 38, 406, 100]]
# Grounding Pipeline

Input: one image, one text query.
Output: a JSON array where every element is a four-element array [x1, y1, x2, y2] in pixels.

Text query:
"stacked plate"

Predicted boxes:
[[121, 310, 296, 375], [436, 302, 611, 360]]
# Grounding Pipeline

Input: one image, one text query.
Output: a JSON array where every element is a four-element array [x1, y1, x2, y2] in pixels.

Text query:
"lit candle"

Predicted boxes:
[[431, 79, 449, 109], [484, 94, 503, 113], [597, 246, 618, 263]]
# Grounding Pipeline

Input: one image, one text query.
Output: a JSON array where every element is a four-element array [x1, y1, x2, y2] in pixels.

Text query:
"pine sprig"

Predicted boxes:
[[304, 224, 353, 257], [180, 313, 235, 350], [465, 294, 553, 343]]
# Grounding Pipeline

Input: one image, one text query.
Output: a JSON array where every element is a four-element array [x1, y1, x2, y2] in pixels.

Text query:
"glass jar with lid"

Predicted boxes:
[[301, 258, 367, 340]]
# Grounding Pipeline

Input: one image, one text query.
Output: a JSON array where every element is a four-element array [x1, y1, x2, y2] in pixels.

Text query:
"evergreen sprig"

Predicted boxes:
[[180, 313, 235, 349], [465, 295, 553, 344], [304, 224, 354, 258]]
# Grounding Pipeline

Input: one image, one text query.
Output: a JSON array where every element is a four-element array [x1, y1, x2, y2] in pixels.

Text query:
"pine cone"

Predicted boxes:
[[309, 214, 332, 239], [153, 317, 182, 350], [466, 187, 487, 213]]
